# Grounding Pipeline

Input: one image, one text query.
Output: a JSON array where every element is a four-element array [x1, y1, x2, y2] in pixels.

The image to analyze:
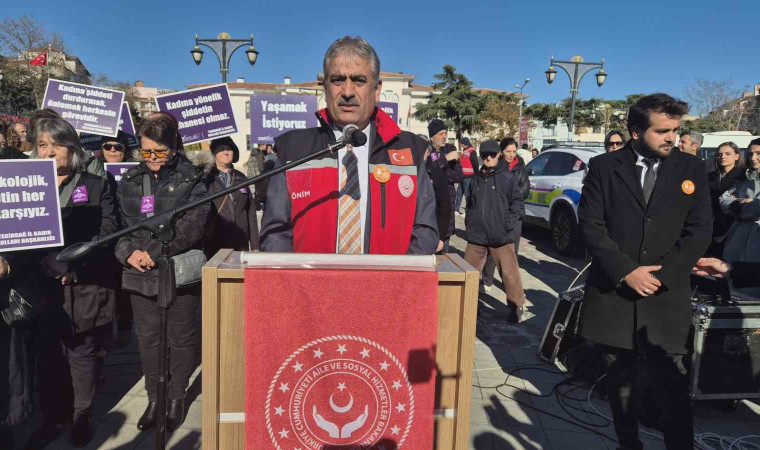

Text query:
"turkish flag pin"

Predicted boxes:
[[373, 165, 390, 183], [681, 180, 695, 195]]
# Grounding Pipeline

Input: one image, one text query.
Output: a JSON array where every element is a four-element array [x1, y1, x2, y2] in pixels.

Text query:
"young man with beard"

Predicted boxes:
[[578, 93, 712, 449]]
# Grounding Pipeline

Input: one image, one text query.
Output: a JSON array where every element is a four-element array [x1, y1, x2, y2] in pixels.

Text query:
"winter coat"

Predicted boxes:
[[203, 167, 260, 259], [578, 144, 712, 354], [425, 157, 453, 241], [428, 144, 463, 239], [720, 168, 760, 297], [708, 166, 745, 240], [465, 159, 524, 247], [509, 156, 530, 201], [115, 154, 213, 297], [0, 147, 28, 160]]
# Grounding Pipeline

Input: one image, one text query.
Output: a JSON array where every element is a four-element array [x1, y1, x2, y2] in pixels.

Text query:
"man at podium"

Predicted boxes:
[[260, 36, 438, 255]]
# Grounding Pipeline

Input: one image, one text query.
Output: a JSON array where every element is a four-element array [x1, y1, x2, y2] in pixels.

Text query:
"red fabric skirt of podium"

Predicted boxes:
[[245, 268, 439, 449]]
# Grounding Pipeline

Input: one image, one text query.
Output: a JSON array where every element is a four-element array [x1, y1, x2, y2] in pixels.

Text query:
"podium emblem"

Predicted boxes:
[[265, 336, 414, 448]]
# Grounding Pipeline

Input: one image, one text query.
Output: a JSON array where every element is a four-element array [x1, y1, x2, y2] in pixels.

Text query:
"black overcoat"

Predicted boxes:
[[578, 143, 712, 354], [203, 167, 260, 259]]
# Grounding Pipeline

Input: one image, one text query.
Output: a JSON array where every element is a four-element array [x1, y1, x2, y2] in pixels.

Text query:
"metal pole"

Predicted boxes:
[[155, 243, 172, 450], [517, 88, 524, 146], [220, 41, 228, 83], [568, 63, 579, 141]]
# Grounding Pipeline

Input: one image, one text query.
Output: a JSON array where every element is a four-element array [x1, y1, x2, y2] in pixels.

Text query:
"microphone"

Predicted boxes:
[[342, 124, 367, 147]]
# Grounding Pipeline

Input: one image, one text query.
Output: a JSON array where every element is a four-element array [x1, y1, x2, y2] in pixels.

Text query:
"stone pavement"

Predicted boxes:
[[11, 214, 760, 449]]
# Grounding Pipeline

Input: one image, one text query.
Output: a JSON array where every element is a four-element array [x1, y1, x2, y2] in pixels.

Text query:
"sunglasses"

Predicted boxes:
[[140, 148, 170, 159], [606, 141, 624, 148], [102, 143, 125, 151], [481, 153, 499, 160]]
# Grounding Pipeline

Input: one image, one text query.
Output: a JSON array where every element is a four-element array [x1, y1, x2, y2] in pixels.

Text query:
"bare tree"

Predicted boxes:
[[0, 15, 67, 56], [0, 15, 76, 110], [685, 79, 748, 131]]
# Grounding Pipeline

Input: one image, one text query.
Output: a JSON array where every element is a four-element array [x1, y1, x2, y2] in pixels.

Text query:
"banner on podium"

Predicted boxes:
[[245, 267, 438, 449]]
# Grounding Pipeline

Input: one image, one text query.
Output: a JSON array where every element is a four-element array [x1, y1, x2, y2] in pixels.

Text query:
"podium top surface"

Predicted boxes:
[[204, 251, 476, 283]]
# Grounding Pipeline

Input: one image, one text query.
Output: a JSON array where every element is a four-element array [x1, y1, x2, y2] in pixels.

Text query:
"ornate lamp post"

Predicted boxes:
[[545, 56, 607, 140], [515, 78, 529, 146], [191, 32, 259, 83]]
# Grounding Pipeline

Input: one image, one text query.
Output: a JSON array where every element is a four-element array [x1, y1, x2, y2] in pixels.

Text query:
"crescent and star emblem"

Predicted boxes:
[[391, 152, 403, 162], [329, 393, 354, 413]]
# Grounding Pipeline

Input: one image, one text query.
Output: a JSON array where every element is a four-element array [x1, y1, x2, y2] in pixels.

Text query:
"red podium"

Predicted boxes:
[[201, 250, 478, 449]]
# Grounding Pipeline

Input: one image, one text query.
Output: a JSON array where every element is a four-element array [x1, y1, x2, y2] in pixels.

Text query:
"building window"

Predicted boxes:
[[246, 135, 251, 151], [245, 101, 250, 119]]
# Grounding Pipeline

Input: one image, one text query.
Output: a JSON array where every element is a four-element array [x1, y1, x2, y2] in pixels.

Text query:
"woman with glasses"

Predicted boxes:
[[706, 141, 745, 256], [604, 130, 626, 152], [464, 140, 531, 323], [95, 131, 136, 347], [97, 131, 135, 164], [115, 114, 212, 432]]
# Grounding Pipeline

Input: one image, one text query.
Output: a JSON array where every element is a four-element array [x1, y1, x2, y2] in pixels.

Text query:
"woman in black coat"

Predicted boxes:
[[204, 137, 260, 259], [706, 141, 745, 256], [23, 117, 119, 448], [115, 114, 212, 433]]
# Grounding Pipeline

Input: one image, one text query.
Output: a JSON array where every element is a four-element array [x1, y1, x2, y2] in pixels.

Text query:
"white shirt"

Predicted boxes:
[[632, 145, 661, 188], [333, 124, 372, 253]]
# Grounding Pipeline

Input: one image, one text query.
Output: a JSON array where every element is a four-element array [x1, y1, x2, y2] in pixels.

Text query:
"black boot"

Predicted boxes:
[[166, 399, 185, 432], [137, 401, 157, 431], [70, 415, 93, 448]]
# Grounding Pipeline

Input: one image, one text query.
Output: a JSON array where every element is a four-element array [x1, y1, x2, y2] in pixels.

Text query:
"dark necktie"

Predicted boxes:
[[642, 158, 657, 204], [338, 147, 361, 254]]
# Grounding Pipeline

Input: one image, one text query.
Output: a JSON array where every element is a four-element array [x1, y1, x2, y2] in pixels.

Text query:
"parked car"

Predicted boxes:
[[524, 144, 604, 255]]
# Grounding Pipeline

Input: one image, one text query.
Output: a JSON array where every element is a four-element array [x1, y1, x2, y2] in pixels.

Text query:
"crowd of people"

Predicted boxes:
[[0, 34, 759, 450]]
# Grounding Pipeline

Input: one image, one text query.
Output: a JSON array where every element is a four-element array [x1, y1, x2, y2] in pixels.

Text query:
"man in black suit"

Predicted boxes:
[[578, 93, 712, 450]]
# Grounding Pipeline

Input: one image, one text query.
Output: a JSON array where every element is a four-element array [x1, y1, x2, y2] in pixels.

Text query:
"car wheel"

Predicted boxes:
[[551, 206, 580, 256]]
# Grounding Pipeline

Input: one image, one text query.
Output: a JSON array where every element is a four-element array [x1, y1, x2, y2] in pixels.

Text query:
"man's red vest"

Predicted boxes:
[[283, 109, 423, 254]]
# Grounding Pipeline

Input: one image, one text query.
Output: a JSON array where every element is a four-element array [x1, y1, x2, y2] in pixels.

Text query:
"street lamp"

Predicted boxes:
[[545, 55, 607, 140], [190, 32, 259, 83], [515, 78, 529, 146]]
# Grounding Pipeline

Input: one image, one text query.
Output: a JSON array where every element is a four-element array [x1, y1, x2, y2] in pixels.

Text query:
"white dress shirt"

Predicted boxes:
[[333, 124, 372, 253], [632, 146, 662, 188]]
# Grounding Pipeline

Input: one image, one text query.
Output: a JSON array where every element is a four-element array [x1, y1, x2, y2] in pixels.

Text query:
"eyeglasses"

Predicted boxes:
[[481, 153, 499, 160], [102, 143, 125, 151], [606, 141, 624, 148], [140, 148, 170, 159]]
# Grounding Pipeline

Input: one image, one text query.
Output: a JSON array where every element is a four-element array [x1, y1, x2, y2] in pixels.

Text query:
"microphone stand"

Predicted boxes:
[[57, 136, 352, 449]]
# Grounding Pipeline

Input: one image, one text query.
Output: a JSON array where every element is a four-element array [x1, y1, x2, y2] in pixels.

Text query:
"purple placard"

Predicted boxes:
[[42, 79, 125, 137], [80, 102, 139, 151], [250, 94, 319, 146], [104, 162, 139, 184], [0, 160, 64, 252], [155, 84, 237, 144], [377, 101, 399, 123]]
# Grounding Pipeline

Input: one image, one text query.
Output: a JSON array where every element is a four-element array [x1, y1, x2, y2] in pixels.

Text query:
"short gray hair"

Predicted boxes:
[[680, 130, 703, 147], [30, 118, 85, 172], [323, 36, 381, 86]]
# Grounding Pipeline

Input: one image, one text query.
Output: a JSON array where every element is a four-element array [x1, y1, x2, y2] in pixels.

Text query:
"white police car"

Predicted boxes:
[[524, 144, 605, 255]]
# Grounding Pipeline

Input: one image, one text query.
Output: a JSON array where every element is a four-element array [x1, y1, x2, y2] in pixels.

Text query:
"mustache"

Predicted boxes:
[[338, 99, 360, 107]]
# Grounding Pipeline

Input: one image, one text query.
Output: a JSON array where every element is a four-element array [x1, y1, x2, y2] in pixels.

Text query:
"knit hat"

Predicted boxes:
[[460, 137, 472, 147], [479, 140, 501, 158], [427, 119, 447, 138], [210, 136, 239, 163], [100, 130, 131, 150]]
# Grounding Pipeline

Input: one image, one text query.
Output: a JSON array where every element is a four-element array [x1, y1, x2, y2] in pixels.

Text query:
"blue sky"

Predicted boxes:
[[7, 0, 758, 106]]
